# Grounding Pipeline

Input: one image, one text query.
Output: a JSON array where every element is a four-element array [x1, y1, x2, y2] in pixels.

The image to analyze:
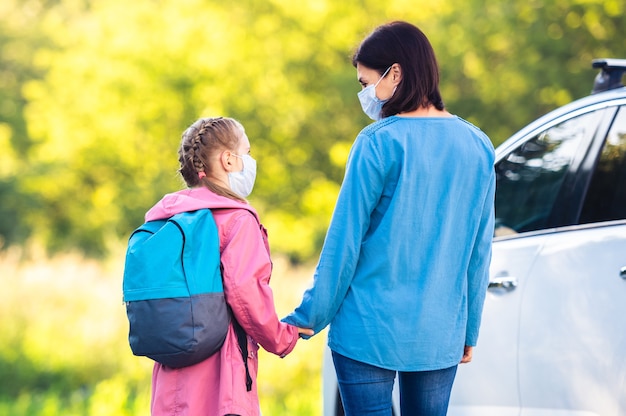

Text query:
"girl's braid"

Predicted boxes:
[[191, 121, 210, 174]]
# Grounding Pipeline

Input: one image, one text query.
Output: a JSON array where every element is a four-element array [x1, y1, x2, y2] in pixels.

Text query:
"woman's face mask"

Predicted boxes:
[[357, 66, 392, 121], [228, 154, 257, 197]]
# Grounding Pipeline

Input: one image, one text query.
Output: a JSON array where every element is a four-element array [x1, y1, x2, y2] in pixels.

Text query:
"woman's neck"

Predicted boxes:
[[398, 105, 452, 118]]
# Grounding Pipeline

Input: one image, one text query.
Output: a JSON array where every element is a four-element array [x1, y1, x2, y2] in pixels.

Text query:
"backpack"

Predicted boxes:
[[122, 209, 229, 368]]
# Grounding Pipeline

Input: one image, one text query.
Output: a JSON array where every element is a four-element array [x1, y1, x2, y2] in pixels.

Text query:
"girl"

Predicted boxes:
[[149, 116, 312, 416]]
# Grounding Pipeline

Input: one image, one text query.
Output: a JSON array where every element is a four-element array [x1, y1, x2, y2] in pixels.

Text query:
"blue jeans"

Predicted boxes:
[[332, 351, 457, 416]]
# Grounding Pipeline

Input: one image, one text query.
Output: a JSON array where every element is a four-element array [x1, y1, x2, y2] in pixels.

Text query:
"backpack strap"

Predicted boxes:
[[231, 312, 253, 392]]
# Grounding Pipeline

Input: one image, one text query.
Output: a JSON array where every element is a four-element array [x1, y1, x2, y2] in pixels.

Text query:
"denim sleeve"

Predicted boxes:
[[283, 132, 385, 335], [465, 168, 496, 346]]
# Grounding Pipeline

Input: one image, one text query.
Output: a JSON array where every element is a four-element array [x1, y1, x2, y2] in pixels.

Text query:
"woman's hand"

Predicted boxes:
[[460, 345, 473, 363]]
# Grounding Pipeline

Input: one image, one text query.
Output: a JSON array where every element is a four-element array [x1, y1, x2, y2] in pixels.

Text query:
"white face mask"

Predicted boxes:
[[357, 66, 393, 121], [228, 154, 257, 198]]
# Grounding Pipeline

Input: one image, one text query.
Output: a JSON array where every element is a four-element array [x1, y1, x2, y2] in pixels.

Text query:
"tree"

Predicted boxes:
[[1, 0, 624, 260], [432, 0, 626, 142], [0, 0, 57, 249]]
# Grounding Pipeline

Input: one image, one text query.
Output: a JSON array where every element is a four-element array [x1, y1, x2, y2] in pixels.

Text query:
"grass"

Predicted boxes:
[[0, 246, 324, 415]]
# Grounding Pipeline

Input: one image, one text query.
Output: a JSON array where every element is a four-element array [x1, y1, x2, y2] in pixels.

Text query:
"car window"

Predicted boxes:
[[494, 111, 602, 236], [579, 106, 626, 224]]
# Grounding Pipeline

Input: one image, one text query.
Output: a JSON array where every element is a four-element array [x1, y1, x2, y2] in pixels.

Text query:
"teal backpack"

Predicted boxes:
[[122, 209, 229, 368]]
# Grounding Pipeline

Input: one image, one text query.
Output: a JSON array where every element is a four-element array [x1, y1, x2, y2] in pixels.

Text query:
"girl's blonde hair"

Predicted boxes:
[[178, 117, 246, 203]]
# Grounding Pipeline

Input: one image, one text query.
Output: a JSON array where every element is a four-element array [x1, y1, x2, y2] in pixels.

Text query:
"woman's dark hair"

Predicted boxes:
[[352, 21, 444, 117]]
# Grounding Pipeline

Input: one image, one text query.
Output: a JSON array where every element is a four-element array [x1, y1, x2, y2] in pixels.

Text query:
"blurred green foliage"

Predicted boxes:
[[1, 0, 625, 261], [0, 250, 151, 415]]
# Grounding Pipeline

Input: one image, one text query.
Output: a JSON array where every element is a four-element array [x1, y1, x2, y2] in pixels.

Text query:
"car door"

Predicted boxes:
[[449, 105, 611, 416], [518, 104, 626, 416], [448, 237, 544, 416]]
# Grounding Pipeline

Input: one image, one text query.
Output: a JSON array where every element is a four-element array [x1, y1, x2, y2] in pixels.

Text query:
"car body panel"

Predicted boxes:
[[518, 222, 626, 415]]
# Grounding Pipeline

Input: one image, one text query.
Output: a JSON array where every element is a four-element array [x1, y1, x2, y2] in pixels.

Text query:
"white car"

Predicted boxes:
[[324, 58, 626, 416]]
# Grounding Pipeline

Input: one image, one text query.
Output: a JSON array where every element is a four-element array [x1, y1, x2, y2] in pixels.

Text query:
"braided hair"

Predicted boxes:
[[178, 117, 247, 202]]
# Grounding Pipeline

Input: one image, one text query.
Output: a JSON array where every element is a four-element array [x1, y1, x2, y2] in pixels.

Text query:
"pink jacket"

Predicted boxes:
[[147, 187, 299, 416]]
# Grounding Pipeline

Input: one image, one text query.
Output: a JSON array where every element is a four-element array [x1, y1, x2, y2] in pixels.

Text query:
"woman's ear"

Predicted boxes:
[[391, 63, 402, 85]]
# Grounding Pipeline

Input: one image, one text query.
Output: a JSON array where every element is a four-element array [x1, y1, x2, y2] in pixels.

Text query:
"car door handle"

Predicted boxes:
[[621, 267, 626, 280], [488, 276, 518, 292]]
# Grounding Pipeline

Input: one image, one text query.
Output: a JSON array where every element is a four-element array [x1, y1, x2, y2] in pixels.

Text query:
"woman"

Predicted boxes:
[[284, 21, 495, 415], [148, 117, 312, 416]]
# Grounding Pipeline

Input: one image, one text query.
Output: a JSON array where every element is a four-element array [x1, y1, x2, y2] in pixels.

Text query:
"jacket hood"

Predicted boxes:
[[145, 187, 258, 222]]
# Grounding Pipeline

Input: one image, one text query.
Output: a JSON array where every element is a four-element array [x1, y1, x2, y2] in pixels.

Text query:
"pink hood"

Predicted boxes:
[[145, 187, 259, 222]]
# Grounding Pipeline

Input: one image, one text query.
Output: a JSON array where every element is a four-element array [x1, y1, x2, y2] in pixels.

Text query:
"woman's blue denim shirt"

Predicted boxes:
[[284, 115, 495, 371]]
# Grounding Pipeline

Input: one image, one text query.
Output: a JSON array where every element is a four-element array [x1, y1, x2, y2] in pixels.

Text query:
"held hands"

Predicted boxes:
[[297, 327, 314, 336], [460, 345, 473, 364]]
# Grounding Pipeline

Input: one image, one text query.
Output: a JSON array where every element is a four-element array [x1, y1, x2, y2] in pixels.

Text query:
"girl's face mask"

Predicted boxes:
[[228, 154, 257, 197]]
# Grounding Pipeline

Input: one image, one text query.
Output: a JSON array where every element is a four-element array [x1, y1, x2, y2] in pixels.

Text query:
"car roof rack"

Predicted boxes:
[[591, 58, 626, 94]]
